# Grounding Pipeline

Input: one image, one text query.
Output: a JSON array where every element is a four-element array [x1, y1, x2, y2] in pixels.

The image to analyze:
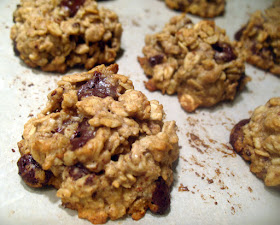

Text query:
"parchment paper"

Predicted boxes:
[[0, 0, 279, 225]]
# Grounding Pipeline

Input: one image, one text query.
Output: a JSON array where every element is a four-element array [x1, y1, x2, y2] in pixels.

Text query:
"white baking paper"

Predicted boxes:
[[0, 0, 279, 225]]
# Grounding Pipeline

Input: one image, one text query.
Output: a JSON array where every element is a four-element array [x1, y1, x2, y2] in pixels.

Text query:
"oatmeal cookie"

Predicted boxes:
[[165, 0, 225, 18], [10, 0, 122, 73], [235, 1, 280, 75], [138, 15, 248, 112], [16, 64, 179, 224], [230, 97, 280, 187]]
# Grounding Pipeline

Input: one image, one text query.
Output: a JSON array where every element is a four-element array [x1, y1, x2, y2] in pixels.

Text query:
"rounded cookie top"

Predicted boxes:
[[17, 64, 179, 224], [138, 15, 248, 112], [235, 1, 280, 75], [230, 97, 280, 187], [11, 0, 122, 73], [165, 0, 225, 18]]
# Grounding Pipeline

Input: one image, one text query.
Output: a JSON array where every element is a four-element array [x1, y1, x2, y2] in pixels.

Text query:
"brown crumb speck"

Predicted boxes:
[[11, 149, 15, 153], [178, 183, 189, 192], [207, 178, 214, 184], [248, 187, 253, 193], [231, 206, 236, 215], [201, 194, 206, 200], [215, 168, 221, 176]]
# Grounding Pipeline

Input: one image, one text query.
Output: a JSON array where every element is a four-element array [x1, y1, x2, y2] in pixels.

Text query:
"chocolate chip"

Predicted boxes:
[[60, 0, 85, 17], [148, 55, 164, 67], [13, 41, 20, 56], [151, 177, 170, 214], [251, 44, 275, 62], [85, 174, 96, 185], [77, 71, 118, 100], [178, 2, 187, 10], [51, 90, 57, 96], [230, 119, 250, 152], [212, 42, 237, 63], [111, 155, 119, 162], [234, 26, 246, 41], [17, 154, 52, 187], [70, 119, 96, 150], [69, 163, 90, 180]]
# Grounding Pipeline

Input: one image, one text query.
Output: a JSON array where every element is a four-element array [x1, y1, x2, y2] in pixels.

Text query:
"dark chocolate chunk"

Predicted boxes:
[[151, 176, 170, 214], [148, 55, 164, 67], [13, 41, 20, 56], [230, 119, 250, 152], [252, 44, 275, 62], [69, 163, 90, 180], [85, 174, 96, 185], [212, 42, 237, 63], [77, 71, 118, 100], [17, 154, 52, 187], [234, 26, 246, 41], [60, 0, 85, 17], [111, 155, 119, 162], [70, 119, 96, 150]]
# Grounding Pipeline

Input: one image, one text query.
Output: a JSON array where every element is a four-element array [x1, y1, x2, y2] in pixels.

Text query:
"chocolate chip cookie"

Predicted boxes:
[[230, 97, 280, 187], [138, 15, 249, 112], [17, 64, 179, 224], [235, 1, 280, 75], [165, 0, 225, 18], [11, 0, 122, 73]]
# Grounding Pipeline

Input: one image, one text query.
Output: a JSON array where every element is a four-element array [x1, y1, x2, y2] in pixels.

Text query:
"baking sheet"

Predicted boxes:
[[0, 0, 280, 224]]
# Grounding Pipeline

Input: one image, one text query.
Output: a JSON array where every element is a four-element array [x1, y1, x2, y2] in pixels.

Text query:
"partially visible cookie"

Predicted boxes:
[[235, 1, 280, 75], [11, 0, 122, 73], [230, 97, 280, 187], [138, 15, 249, 112], [165, 0, 225, 18], [17, 64, 179, 224]]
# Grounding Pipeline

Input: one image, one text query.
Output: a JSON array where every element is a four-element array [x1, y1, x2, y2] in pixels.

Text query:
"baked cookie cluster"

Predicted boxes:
[[11, 0, 122, 73], [230, 97, 280, 187], [138, 15, 248, 112], [235, 1, 280, 75], [17, 64, 179, 224], [165, 0, 225, 18]]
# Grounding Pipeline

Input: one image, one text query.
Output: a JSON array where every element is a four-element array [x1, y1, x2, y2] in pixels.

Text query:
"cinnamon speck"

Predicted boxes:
[[11, 149, 15, 153]]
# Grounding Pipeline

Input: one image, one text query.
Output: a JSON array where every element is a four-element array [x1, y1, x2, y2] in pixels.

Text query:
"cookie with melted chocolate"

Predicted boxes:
[[138, 15, 249, 112], [234, 1, 280, 75], [10, 0, 122, 73], [17, 64, 179, 224]]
